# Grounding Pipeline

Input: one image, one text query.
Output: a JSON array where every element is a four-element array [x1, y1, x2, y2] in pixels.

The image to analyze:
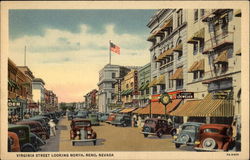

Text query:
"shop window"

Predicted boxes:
[[177, 9, 183, 27], [194, 9, 198, 22], [193, 43, 198, 55]]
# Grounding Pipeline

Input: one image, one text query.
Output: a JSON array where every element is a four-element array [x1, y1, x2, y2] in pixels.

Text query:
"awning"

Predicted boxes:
[[160, 19, 173, 31], [214, 50, 228, 64], [234, 9, 241, 17], [148, 78, 158, 87], [187, 28, 204, 43], [120, 107, 137, 113], [173, 43, 183, 52], [189, 93, 234, 117], [136, 99, 182, 115], [126, 89, 133, 95], [156, 48, 174, 61], [236, 49, 241, 56], [188, 61, 199, 72], [147, 29, 164, 41], [132, 107, 145, 114], [170, 68, 183, 80], [194, 59, 205, 71], [170, 100, 202, 116], [140, 82, 149, 91], [121, 90, 128, 96], [154, 75, 165, 85]]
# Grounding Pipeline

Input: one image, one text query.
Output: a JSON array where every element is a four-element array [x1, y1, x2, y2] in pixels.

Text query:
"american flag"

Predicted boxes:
[[110, 42, 120, 54]]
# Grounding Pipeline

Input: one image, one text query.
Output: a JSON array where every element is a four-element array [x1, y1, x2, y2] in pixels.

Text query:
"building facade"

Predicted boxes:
[[138, 63, 151, 107], [84, 89, 98, 111], [32, 78, 46, 113], [97, 64, 130, 113]]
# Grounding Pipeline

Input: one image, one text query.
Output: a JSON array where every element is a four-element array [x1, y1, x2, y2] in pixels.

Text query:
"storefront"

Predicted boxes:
[[8, 98, 27, 121]]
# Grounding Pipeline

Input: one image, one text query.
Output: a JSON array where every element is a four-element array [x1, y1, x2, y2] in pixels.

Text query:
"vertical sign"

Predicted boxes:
[[117, 78, 122, 102], [134, 70, 139, 95]]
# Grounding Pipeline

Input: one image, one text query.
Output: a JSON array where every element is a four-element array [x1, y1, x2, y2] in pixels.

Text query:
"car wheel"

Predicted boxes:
[[93, 140, 96, 146], [21, 145, 36, 152], [175, 143, 181, 148], [171, 130, 176, 136], [144, 134, 148, 138], [157, 131, 163, 138], [202, 138, 217, 150], [123, 123, 127, 127], [180, 134, 189, 143]]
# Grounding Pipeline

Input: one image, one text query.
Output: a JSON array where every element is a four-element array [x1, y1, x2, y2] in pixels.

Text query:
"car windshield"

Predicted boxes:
[[75, 121, 90, 126], [145, 120, 156, 125], [203, 128, 220, 133], [182, 125, 196, 131], [115, 116, 123, 120]]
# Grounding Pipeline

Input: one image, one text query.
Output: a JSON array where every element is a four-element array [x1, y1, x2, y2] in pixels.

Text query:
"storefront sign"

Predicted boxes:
[[176, 92, 194, 99], [133, 71, 139, 95], [117, 78, 122, 102]]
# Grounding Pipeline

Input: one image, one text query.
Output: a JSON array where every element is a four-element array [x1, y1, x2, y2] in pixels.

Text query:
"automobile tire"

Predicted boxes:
[[144, 134, 148, 138], [202, 138, 217, 150], [93, 140, 96, 146], [123, 123, 127, 127], [21, 144, 36, 152], [180, 134, 189, 143], [171, 130, 177, 136], [41, 135, 47, 141], [157, 131, 163, 138], [175, 143, 181, 148]]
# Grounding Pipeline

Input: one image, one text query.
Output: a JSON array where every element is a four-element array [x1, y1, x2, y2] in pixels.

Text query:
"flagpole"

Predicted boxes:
[[109, 40, 111, 65]]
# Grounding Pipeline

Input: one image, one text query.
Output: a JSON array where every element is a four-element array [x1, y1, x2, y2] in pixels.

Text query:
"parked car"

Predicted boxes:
[[67, 111, 76, 120], [88, 114, 100, 126], [25, 117, 50, 135], [8, 132, 20, 152], [173, 122, 204, 148], [111, 114, 131, 127], [69, 119, 97, 145], [194, 124, 235, 151], [16, 121, 49, 140], [42, 113, 59, 124], [141, 118, 176, 138], [8, 124, 45, 152], [105, 114, 117, 124], [99, 114, 109, 122]]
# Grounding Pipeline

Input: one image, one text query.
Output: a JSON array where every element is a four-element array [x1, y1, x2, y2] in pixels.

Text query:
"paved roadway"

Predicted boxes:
[[41, 117, 194, 152]]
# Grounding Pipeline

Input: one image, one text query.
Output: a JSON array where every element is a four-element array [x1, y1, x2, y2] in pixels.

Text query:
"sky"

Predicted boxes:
[[9, 9, 156, 103]]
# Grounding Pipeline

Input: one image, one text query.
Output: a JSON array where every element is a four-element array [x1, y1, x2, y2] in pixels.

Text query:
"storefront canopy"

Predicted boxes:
[[171, 93, 234, 117], [120, 107, 137, 113]]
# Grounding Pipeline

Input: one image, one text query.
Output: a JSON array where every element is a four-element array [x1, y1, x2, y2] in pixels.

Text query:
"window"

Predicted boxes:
[[160, 85, 165, 93], [199, 40, 204, 53], [177, 9, 183, 27], [176, 79, 183, 89], [193, 71, 199, 80], [200, 9, 205, 17], [126, 84, 129, 89], [200, 71, 204, 78], [141, 90, 144, 95], [178, 52, 183, 59], [130, 82, 133, 87], [194, 9, 198, 22], [112, 73, 116, 78], [168, 71, 173, 89], [153, 86, 157, 94], [193, 43, 198, 55], [221, 63, 228, 73], [146, 88, 149, 94]]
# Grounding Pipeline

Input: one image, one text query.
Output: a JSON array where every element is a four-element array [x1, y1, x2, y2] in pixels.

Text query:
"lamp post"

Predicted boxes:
[[149, 95, 152, 118]]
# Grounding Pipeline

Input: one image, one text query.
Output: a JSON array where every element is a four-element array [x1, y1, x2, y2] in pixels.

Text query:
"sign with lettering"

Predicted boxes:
[[117, 78, 122, 102], [133, 71, 139, 95], [176, 92, 194, 99]]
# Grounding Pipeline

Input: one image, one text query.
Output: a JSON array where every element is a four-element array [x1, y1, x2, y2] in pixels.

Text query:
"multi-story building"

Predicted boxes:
[[97, 64, 130, 113], [138, 63, 151, 107], [84, 89, 98, 111], [32, 78, 45, 113]]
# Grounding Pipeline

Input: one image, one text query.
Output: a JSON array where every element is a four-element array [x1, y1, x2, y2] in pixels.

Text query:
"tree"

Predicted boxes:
[[60, 102, 67, 111]]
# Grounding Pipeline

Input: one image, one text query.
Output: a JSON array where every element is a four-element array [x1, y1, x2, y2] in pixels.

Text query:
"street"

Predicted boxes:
[[41, 117, 194, 152]]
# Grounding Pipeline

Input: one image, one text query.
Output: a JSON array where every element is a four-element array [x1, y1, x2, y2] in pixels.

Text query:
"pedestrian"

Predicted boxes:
[[138, 116, 142, 128], [167, 117, 173, 126], [48, 119, 56, 136]]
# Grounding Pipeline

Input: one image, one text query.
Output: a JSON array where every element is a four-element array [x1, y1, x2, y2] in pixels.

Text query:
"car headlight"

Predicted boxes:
[[77, 131, 80, 134], [87, 131, 91, 134], [195, 141, 200, 145], [173, 136, 177, 139]]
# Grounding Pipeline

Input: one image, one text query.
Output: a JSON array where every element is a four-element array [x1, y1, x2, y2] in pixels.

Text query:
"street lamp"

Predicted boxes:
[[148, 95, 152, 118]]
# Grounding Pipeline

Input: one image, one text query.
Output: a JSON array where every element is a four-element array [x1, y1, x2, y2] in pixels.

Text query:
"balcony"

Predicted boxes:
[[203, 32, 233, 54]]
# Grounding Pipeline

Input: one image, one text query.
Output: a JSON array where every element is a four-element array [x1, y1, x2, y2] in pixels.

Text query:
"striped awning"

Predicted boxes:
[[188, 61, 199, 72], [194, 59, 205, 71], [140, 82, 149, 91], [132, 107, 145, 114], [120, 107, 137, 113], [173, 43, 183, 52], [171, 94, 234, 117], [160, 19, 173, 31], [147, 29, 164, 41], [136, 99, 182, 115], [148, 78, 158, 87], [214, 50, 228, 64], [187, 28, 205, 43], [156, 48, 174, 61], [170, 68, 183, 80], [155, 75, 165, 85], [170, 100, 202, 116]]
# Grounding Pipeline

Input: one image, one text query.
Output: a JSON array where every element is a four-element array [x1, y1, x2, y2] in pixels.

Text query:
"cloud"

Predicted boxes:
[[9, 24, 151, 102]]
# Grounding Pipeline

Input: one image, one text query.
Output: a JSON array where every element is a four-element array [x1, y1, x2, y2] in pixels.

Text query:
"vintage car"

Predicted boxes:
[[16, 121, 49, 140], [111, 114, 131, 127], [8, 132, 20, 152], [88, 114, 100, 126], [105, 114, 117, 124], [99, 114, 109, 122], [42, 113, 59, 124], [74, 111, 88, 119], [173, 122, 204, 148], [67, 111, 76, 120], [70, 119, 97, 145], [141, 118, 176, 138], [8, 124, 45, 152], [194, 124, 234, 151], [25, 117, 50, 135]]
